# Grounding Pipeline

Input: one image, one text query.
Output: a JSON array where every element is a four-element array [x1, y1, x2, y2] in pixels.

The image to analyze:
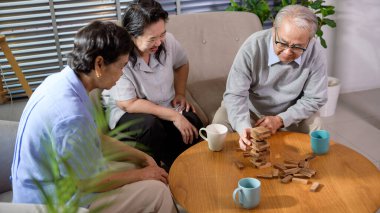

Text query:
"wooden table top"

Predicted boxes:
[[169, 131, 380, 213]]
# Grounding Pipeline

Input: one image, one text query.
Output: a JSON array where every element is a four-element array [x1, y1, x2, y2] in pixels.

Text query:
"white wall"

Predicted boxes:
[[324, 0, 380, 93]]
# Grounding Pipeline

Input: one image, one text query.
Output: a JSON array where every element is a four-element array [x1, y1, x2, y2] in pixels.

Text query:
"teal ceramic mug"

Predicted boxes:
[[310, 130, 330, 155], [233, 178, 261, 209]]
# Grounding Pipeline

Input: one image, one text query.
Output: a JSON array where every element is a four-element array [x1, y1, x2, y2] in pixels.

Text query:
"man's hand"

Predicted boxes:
[[255, 116, 283, 134], [238, 128, 253, 151]]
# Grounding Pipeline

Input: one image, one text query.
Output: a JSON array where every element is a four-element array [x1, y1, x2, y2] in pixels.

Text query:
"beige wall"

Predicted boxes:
[[324, 0, 380, 93]]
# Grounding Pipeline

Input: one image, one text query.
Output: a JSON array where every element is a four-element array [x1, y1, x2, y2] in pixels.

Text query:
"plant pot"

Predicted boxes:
[[319, 77, 341, 117]]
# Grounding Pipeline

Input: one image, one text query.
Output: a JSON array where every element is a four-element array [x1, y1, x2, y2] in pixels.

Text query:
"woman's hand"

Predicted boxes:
[[173, 113, 198, 144], [171, 94, 195, 113], [136, 165, 169, 184]]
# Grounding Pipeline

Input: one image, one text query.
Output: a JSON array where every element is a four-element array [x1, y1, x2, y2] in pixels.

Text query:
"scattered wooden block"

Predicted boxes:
[[272, 169, 279, 177], [292, 177, 310, 185], [284, 163, 299, 168], [284, 159, 299, 165], [258, 162, 272, 169], [273, 163, 287, 171], [304, 154, 316, 161], [281, 175, 293, 183], [310, 182, 320, 192], [233, 160, 245, 170], [284, 167, 301, 175], [257, 174, 273, 179]]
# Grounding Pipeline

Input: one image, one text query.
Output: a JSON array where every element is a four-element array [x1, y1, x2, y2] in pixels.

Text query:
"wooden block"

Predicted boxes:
[[304, 161, 310, 168], [254, 126, 271, 135], [284, 167, 301, 175], [257, 174, 273, 179], [233, 160, 245, 170], [293, 173, 309, 178], [284, 159, 299, 165], [243, 152, 252, 157], [298, 171, 313, 178], [298, 160, 306, 168], [310, 182, 320, 192], [258, 162, 272, 169], [273, 163, 287, 171], [281, 175, 293, 183], [304, 154, 316, 161], [272, 169, 279, 177], [292, 177, 310, 185], [284, 163, 298, 168], [301, 168, 316, 176], [250, 158, 265, 167]]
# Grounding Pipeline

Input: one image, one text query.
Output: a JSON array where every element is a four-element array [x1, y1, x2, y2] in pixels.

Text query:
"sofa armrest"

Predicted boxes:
[[0, 120, 19, 194]]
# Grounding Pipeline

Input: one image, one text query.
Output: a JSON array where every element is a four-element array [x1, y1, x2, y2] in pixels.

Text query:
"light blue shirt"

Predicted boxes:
[[11, 66, 106, 206]]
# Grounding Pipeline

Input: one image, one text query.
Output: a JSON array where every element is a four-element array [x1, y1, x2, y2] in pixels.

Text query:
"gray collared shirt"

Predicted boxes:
[[224, 29, 328, 134], [103, 32, 188, 129]]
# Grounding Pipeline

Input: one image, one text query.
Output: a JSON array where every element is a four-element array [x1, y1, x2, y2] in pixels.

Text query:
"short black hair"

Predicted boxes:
[[122, 0, 169, 66], [67, 21, 134, 75]]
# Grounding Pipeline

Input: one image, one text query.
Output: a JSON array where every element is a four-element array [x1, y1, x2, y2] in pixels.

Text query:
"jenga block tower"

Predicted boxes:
[[249, 127, 271, 168]]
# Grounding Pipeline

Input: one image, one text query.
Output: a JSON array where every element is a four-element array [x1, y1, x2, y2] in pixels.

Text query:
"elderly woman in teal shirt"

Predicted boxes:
[[103, 0, 203, 168], [12, 20, 176, 212]]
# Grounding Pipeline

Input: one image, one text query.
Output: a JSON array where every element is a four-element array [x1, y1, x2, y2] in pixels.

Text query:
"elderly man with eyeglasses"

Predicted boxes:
[[213, 4, 328, 150]]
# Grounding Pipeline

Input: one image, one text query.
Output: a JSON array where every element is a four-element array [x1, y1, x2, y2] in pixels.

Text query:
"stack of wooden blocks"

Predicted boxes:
[[247, 127, 271, 169]]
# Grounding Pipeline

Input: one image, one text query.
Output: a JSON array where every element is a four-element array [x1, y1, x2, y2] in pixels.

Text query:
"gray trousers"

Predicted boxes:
[[212, 101, 322, 134]]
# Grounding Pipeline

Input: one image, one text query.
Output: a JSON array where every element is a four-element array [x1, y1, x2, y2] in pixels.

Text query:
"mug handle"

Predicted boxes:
[[199, 128, 208, 141], [232, 188, 243, 207]]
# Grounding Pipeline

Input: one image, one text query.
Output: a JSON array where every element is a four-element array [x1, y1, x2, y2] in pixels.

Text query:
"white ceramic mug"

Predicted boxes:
[[199, 124, 228, 151]]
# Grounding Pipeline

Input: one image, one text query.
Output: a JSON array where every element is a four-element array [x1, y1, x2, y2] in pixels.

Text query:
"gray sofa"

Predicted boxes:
[[0, 11, 262, 210], [0, 120, 18, 202]]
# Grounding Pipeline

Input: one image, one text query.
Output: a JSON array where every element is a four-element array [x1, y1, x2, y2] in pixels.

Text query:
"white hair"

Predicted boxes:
[[274, 5, 318, 39]]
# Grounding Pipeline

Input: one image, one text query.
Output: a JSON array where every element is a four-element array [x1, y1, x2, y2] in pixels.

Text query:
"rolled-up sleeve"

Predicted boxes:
[[109, 68, 137, 102]]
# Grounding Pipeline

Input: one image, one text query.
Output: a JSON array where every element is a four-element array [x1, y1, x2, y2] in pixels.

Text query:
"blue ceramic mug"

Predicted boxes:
[[310, 130, 330, 155], [233, 178, 261, 209]]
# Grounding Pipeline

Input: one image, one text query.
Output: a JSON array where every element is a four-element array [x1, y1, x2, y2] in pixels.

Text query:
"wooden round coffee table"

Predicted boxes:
[[169, 131, 380, 213]]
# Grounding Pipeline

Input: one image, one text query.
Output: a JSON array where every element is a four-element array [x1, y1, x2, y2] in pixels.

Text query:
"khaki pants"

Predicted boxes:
[[212, 101, 322, 134], [89, 162, 177, 213]]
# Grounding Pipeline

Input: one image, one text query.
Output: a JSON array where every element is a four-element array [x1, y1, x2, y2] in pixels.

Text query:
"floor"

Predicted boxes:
[[1, 88, 380, 170]]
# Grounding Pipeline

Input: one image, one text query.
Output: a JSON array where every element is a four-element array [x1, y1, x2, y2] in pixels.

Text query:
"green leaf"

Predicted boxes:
[[319, 37, 327, 48], [323, 18, 336, 28], [316, 28, 323, 37]]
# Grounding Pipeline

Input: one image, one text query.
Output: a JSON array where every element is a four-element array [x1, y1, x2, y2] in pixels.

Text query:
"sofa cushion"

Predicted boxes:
[[0, 120, 19, 193], [187, 77, 227, 125], [167, 11, 262, 85]]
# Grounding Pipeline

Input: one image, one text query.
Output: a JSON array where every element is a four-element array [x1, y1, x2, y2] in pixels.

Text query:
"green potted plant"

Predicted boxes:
[[226, 0, 271, 25], [227, 0, 336, 48]]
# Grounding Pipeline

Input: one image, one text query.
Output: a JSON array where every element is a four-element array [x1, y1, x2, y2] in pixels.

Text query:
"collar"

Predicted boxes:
[[268, 35, 302, 66], [136, 54, 160, 73], [62, 66, 93, 111]]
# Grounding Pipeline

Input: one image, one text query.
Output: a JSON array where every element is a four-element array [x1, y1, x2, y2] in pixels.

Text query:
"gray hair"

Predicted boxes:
[[274, 5, 318, 39]]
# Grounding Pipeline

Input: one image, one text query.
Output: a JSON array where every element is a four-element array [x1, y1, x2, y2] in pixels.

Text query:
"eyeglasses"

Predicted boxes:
[[274, 29, 307, 54]]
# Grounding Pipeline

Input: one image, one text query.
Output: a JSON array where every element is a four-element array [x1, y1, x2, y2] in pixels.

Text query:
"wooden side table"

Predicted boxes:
[[169, 131, 380, 213]]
